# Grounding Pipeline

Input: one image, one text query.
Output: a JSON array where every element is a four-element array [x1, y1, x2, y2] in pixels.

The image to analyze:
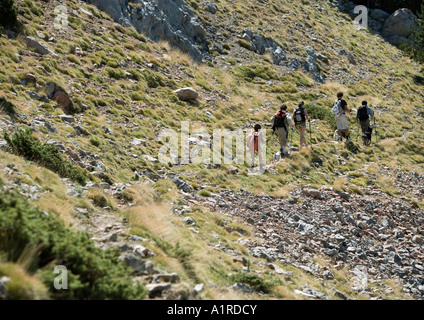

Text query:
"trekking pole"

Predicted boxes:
[[308, 120, 313, 150]]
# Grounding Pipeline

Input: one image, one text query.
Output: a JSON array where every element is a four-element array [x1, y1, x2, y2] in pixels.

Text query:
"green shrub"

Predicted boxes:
[[271, 82, 298, 93], [0, 0, 17, 30], [4, 129, 87, 185], [292, 71, 315, 87], [107, 59, 119, 68], [305, 103, 337, 130], [0, 191, 147, 300], [228, 272, 279, 293]]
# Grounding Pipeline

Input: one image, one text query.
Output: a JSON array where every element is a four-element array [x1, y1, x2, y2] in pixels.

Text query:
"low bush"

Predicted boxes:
[[4, 129, 87, 185], [0, 191, 147, 300], [305, 103, 337, 130], [228, 272, 279, 293]]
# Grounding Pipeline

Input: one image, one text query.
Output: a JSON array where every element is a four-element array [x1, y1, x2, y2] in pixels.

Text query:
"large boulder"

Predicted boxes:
[[369, 9, 391, 31], [381, 8, 418, 45], [24, 37, 58, 58], [370, 9, 390, 22], [174, 87, 199, 101], [46, 82, 75, 114]]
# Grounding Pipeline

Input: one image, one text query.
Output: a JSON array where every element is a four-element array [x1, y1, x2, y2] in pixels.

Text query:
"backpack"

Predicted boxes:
[[357, 106, 369, 121], [248, 132, 260, 152], [332, 99, 343, 116], [274, 111, 287, 128], [294, 107, 306, 124]]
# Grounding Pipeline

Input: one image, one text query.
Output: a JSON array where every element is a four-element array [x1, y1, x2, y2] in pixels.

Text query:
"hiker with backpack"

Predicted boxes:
[[332, 92, 351, 143], [356, 100, 375, 144], [293, 101, 310, 149], [247, 124, 266, 168], [270, 104, 292, 156]]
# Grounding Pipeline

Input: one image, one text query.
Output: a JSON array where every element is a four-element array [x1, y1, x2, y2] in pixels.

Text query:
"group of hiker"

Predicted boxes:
[[247, 92, 376, 167]]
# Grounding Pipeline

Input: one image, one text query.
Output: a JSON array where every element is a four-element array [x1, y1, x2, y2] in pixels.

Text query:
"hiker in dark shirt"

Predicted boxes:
[[270, 104, 292, 155], [293, 101, 310, 148], [356, 100, 375, 136]]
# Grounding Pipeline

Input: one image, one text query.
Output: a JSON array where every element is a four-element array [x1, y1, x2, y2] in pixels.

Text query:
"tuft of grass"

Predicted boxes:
[[86, 189, 114, 208], [198, 190, 211, 197], [105, 68, 126, 80], [235, 65, 280, 81], [0, 262, 49, 300], [237, 38, 253, 50]]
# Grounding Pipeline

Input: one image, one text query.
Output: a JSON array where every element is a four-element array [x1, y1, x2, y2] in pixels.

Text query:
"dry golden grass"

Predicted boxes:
[[333, 176, 348, 192], [85, 188, 116, 209], [122, 183, 157, 206], [231, 94, 249, 107], [272, 185, 294, 199], [205, 287, 253, 300], [320, 82, 348, 95], [376, 175, 398, 196], [168, 46, 197, 66], [273, 285, 302, 300], [0, 261, 49, 300], [217, 71, 235, 90], [261, 53, 273, 64], [125, 204, 181, 242], [383, 279, 407, 299], [34, 192, 75, 226]]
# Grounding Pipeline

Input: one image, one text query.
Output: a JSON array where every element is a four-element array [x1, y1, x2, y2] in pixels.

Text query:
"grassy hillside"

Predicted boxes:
[[0, 0, 423, 300]]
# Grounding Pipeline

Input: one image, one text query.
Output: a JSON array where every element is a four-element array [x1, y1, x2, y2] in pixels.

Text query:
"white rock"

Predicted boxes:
[[174, 87, 199, 101]]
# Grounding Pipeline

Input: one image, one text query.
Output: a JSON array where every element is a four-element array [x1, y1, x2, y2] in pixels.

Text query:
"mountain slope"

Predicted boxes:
[[0, 0, 423, 300]]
